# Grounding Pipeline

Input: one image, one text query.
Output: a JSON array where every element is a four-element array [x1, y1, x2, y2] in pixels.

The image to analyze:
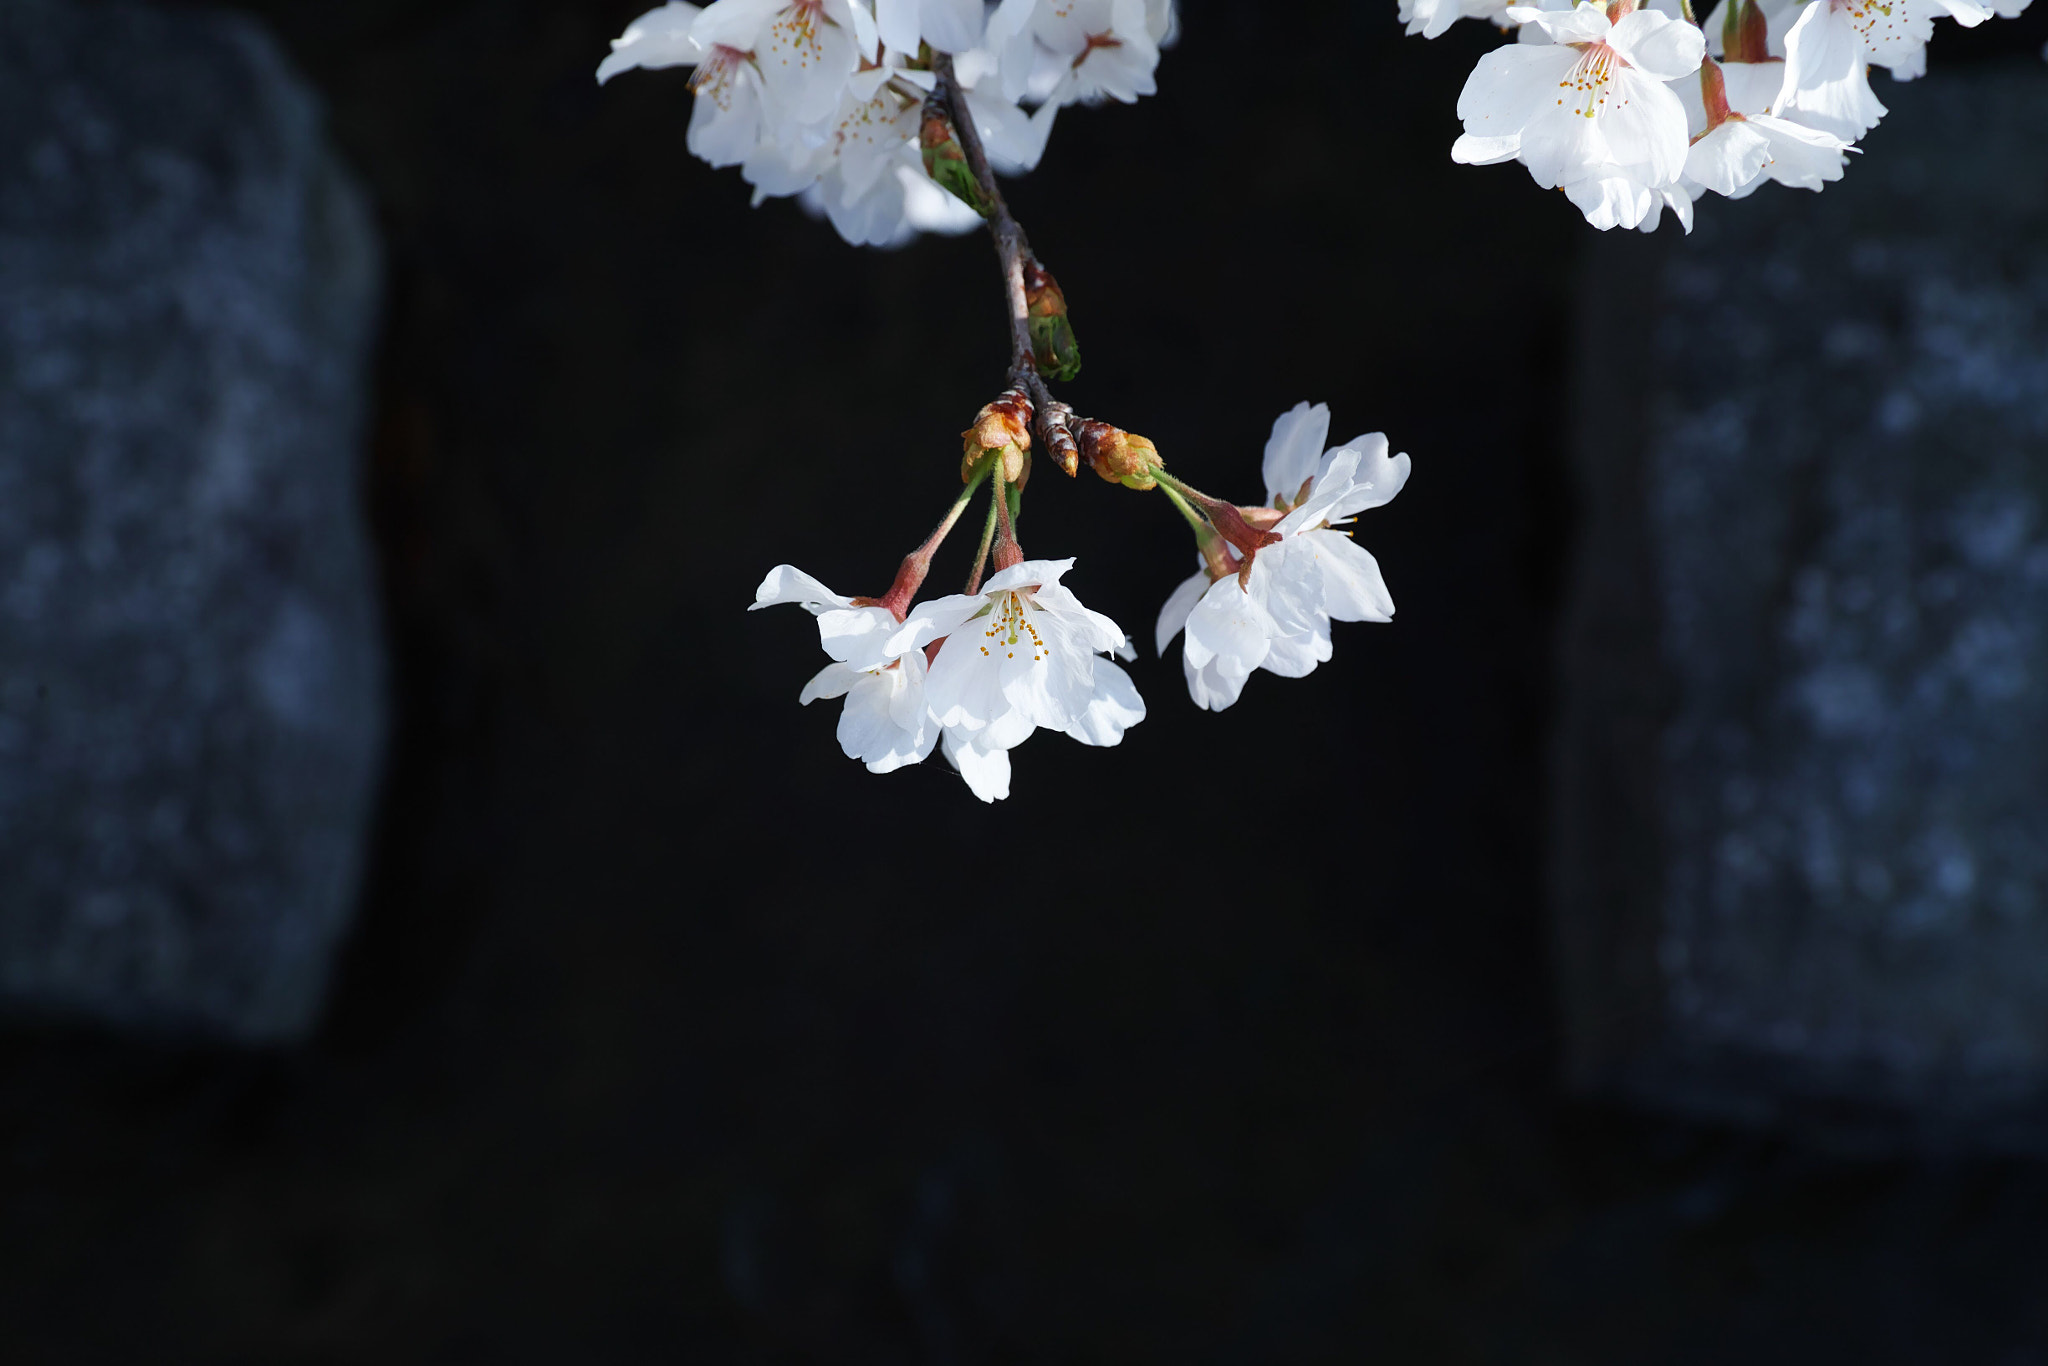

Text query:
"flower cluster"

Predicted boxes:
[[601, 11, 1422, 803], [1423, 0, 2035, 231], [598, 0, 1177, 246], [755, 401, 1408, 802], [753, 556, 1144, 803]]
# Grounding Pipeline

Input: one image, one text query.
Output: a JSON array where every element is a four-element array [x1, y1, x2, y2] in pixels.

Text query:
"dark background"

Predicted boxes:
[[6, 1, 2048, 1359]]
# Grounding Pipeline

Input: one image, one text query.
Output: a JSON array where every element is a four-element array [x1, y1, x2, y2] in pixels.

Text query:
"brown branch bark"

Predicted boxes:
[[930, 53, 1070, 463]]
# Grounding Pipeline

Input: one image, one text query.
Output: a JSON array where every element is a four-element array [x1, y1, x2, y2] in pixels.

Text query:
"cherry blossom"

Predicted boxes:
[[752, 565, 940, 773], [890, 559, 1144, 802], [1158, 404, 1409, 712], [1453, 1, 1706, 231], [1402, 0, 1512, 40], [985, 0, 1176, 106], [1672, 55, 1851, 206], [601, 0, 1171, 246]]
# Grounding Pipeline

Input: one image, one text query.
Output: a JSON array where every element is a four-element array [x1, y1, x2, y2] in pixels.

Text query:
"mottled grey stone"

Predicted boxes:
[[1556, 64, 2048, 1150], [0, 0, 384, 1042]]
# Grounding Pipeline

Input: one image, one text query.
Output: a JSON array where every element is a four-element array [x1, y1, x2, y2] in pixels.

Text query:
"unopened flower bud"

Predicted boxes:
[[1040, 399, 1080, 478], [1072, 418, 1160, 491], [1024, 260, 1081, 383], [963, 388, 1033, 485], [920, 103, 990, 218]]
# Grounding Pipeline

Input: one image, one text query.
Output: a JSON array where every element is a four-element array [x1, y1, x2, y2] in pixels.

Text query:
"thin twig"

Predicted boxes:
[[931, 51, 1077, 476], [932, 53, 1034, 376]]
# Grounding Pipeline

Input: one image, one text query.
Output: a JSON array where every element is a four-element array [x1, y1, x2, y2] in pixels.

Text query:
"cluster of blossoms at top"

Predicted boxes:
[[1411, 0, 2035, 230], [598, 0, 1177, 246], [754, 401, 1410, 802]]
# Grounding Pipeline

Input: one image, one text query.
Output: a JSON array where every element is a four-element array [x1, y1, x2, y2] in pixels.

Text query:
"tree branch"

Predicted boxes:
[[929, 52, 1082, 475], [931, 53, 1034, 376]]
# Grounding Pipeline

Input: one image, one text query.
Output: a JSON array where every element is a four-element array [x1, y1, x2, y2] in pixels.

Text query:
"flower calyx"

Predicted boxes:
[[1023, 258, 1082, 383], [1072, 417, 1162, 491], [1722, 0, 1773, 65], [963, 387, 1033, 487], [1206, 502, 1284, 590], [1697, 54, 1736, 134]]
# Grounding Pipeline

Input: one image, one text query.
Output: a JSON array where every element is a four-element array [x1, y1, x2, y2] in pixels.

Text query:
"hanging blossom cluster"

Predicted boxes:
[[751, 403, 1408, 800], [599, 0, 1177, 246], [1413, 0, 2036, 231], [603, 4, 1413, 802]]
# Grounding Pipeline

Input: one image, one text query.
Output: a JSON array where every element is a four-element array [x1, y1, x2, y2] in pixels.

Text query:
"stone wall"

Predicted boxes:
[[0, 0, 386, 1043], [1556, 64, 2048, 1152]]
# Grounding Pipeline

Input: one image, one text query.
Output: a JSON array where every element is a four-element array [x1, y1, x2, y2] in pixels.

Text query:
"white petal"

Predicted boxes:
[[1684, 118, 1773, 196], [686, 72, 766, 166], [925, 630, 1006, 729], [800, 661, 860, 704], [1259, 622, 1333, 679], [1608, 7, 1706, 80], [693, 0, 779, 49], [1719, 58, 1788, 114], [1308, 531, 1397, 623], [1512, 1, 1616, 43], [1184, 576, 1276, 679], [1062, 659, 1146, 746], [1452, 132, 1524, 166], [1274, 449, 1363, 535], [924, 0, 989, 50], [835, 672, 915, 769], [1467, 34, 1580, 111], [1602, 71, 1692, 184], [1753, 112, 1852, 189], [1155, 568, 1209, 655], [1779, 1, 1888, 140], [1261, 402, 1331, 507], [1455, 44, 1578, 145], [816, 604, 903, 669], [942, 727, 1012, 801], [1564, 173, 1656, 230], [982, 557, 1076, 596], [889, 591, 988, 655], [753, 564, 853, 612], [875, 0, 920, 51], [1183, 644, 1253, 712], [1324, 442, 1411, 521], [598, 2, 706, 83]]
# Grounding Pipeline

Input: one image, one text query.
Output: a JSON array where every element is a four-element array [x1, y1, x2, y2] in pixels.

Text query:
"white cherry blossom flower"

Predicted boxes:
[[1401, 0, 1512, 41], [599, 4, 778, 168], [985, 0, 1174, 106], [1676, 56, 1852, 201], [1158, 403, 1409, 712], [891, 558, 1144, 802], [599, 3, 707, 83], [752, 565, 939, 773], [693, 0, 876, 129], [1453, 2, 1705, 231]]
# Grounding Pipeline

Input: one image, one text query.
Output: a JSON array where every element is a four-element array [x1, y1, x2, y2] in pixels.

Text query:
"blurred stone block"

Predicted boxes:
[[0, 0, 384, 1043], [1555, 65, 2048, 1151]]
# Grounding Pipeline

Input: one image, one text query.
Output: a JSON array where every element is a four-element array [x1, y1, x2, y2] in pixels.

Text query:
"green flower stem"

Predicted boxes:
[[876, 454, 994, 618], [1149, 467, 1226, 514], [965, 487, 1000, 595], [991, 460, 1024, 572], [1158, 482, 1211, 539]]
